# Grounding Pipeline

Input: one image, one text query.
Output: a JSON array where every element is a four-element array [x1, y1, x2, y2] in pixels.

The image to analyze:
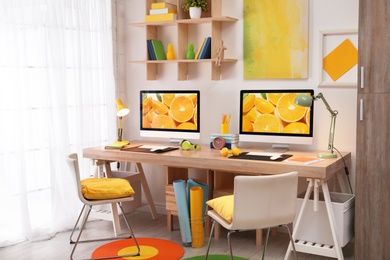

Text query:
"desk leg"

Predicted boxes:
[[136, 163, 158, 220], [322, 181, 344, 260], [284, 178, 344, 260]]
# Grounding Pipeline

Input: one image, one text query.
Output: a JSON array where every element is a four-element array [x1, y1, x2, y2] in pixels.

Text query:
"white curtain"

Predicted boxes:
[[0, 0, 116, 246]]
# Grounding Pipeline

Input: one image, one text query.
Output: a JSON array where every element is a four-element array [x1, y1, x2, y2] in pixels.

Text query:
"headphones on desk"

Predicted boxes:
[[180, 140, 201, 150]]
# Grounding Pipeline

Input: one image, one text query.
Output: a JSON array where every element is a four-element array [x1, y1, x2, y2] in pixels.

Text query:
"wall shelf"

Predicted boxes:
[[128, 0, 237, 81]]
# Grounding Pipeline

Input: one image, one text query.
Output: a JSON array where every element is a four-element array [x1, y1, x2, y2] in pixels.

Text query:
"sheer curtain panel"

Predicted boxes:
[[0, 0, 116, 246]]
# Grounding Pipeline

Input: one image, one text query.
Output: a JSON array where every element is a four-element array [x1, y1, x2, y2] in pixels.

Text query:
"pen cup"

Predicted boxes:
[[220, 123, 229, 134]]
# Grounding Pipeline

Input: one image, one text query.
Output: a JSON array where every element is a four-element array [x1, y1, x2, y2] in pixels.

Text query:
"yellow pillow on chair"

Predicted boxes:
[[81, 178, 135, 200], [206, 195, 234, 223]]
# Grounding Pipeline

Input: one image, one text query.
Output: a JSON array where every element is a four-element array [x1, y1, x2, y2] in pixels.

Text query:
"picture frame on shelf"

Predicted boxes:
[[319, 29, 358, 88]]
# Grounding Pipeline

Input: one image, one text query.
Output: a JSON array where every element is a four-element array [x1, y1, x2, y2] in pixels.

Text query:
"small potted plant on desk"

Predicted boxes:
[[182, 0, 208, 19]]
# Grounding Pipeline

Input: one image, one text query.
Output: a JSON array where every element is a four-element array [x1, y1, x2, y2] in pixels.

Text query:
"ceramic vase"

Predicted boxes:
[[189, 7, 202, 19]]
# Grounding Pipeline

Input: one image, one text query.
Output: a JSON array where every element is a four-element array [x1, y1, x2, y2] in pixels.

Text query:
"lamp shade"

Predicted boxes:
[[295, 94, 313, 107], [116, 99, 129, 117]]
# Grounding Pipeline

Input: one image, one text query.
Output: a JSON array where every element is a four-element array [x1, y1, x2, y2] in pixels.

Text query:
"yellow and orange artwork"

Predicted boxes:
[[244, 0, 309, 79]]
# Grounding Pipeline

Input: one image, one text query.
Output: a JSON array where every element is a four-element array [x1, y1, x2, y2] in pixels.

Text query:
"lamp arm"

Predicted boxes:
[[315, 93, 338, 117], [314, 93, 338, 154], [328, 113, 337, 154]]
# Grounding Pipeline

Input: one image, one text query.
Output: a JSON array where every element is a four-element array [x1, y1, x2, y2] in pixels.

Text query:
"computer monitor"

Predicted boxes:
[[239, 89, 314, 152], [140, 90, 200, 141]]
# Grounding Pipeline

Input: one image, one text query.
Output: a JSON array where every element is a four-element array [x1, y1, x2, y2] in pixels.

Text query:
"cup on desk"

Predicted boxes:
[[220, 123, 229, 134]]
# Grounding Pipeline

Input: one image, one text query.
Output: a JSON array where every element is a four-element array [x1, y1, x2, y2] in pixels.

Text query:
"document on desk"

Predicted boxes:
[[286, 156, 324, 165]]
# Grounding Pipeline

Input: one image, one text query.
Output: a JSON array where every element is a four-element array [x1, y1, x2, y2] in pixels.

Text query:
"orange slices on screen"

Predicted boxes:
[[152, 100, 169, 115], [242, 94, 255, 113], [242, 117, 254, 132], [283, 122, 310, 134], [151, 115, 175, 129], [305, 108, 311, 126], [162, 93, 175, 107], [276, 93, 307, 123], [170, 96, 195, 123], [267, 93, 283, 106], [255, 97, 275, 114], [142, 97, 153, 115], [177, 122, 197, 130], [253, 114, 282, 133]]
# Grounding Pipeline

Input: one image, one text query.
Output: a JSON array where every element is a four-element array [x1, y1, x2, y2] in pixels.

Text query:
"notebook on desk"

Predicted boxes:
[[229, 152, 293, 162]]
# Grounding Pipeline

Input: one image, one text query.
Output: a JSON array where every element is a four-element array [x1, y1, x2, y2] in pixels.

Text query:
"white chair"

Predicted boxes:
[[205, 171, 299, 260], [67, 153, 140, 260]]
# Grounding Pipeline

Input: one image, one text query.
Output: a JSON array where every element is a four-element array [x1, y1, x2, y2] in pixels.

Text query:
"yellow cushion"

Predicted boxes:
[[206, 195, 234, 223], [81, 178, 135, 200]]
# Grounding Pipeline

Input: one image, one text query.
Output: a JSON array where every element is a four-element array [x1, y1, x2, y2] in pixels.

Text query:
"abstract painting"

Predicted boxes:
[[244, 0, 309, 79]]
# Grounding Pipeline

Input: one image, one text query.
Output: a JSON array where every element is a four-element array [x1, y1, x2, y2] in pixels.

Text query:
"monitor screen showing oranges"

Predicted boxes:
[[140, 90, 200, 133], [240, 89, 314, 137]]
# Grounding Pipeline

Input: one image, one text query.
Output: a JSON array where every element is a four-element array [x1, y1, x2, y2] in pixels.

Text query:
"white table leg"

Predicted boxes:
[[321, 181, 344, 260], [285, 178, 344, 260], [284, 178, 314, 260]]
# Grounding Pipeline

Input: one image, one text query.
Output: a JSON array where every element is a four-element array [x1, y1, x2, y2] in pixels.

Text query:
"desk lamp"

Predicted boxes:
[[295, 93, 338, 159], [116, 98, 130, 143]]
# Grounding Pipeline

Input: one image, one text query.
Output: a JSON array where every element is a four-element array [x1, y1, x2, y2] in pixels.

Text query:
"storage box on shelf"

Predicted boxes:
[[129, 0, 237, 80]]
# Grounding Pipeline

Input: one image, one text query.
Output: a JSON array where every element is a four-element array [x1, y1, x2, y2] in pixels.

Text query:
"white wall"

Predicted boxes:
[[121, 0, 359, 210]]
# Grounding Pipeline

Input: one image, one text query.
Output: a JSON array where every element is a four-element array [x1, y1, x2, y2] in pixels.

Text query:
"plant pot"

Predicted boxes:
[[189, 7, 202, 19]]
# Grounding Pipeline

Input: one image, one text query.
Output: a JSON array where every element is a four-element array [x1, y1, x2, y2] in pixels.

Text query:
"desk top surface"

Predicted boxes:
[[83, 142, 351, 179]]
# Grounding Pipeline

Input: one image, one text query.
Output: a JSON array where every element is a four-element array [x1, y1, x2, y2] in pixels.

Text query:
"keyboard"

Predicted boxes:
[[246, 152, 282, 157]]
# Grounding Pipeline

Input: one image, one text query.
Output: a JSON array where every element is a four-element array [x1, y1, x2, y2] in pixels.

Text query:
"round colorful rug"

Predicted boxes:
[[91, 238, 184, 260], [183, 255, 248, 260]]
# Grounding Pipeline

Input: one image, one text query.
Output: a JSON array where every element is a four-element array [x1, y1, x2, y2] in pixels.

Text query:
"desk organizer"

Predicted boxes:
[[294, 192, 355, 247]]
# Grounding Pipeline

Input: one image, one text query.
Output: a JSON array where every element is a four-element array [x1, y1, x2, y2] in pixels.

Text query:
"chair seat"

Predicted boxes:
[[81, 177, 135, 200]]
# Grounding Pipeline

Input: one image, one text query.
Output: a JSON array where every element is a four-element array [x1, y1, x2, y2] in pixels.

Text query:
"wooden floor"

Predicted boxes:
[[0, 209, 354, 260]]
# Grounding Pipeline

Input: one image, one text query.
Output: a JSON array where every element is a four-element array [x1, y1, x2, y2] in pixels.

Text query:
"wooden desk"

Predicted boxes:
[[83, 143, 351, 260]]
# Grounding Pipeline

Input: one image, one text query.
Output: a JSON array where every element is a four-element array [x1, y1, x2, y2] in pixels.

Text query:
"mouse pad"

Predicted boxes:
[[228, 152, 293, 162]]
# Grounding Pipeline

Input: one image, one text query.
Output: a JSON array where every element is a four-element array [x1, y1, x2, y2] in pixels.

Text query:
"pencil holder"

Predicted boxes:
[[220, 123, 229, 134]]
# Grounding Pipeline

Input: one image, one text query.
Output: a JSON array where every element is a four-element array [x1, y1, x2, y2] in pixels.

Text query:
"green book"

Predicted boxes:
[[151, 39, 166, 60]]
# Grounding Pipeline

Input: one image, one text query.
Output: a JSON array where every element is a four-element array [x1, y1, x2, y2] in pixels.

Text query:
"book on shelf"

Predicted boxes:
[[198, 37, 212, 59], [151, 2, 177, 10], [105, 140, 130, 149], [147, 39, 156, 60], [145, 13, 177, 22], [286, 156, 324, 165], [150, 7, 177, 15], [195, 37, 206, 59], [151, 39, 166, 60]]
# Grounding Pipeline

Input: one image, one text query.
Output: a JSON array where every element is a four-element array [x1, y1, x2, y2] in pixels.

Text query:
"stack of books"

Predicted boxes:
[[210, 133, 239, 149], [147, 39, 166, 60], [195, 37, 212, 59], [145, 2, 178, 22]]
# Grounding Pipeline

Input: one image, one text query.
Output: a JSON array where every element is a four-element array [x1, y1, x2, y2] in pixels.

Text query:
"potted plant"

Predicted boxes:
[[182, 0, 208, 19]]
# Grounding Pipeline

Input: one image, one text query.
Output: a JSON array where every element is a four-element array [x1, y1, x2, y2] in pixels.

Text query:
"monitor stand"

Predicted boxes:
[[264, 144, 290, 153]]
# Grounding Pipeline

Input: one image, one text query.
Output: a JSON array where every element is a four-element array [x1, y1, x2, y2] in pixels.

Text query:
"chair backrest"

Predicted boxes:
[[230, 171, 298, 230], [67, 153, 90, 205]]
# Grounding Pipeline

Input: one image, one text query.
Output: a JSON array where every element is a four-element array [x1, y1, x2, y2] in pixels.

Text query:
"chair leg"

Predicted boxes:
[[69, 204, 141, 260], [227, 230, 238, 260], [284, 224, 298, 260], [70, 205, 93, 260], [205, 220, 216, 260], [262, 228, 271, 260]]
